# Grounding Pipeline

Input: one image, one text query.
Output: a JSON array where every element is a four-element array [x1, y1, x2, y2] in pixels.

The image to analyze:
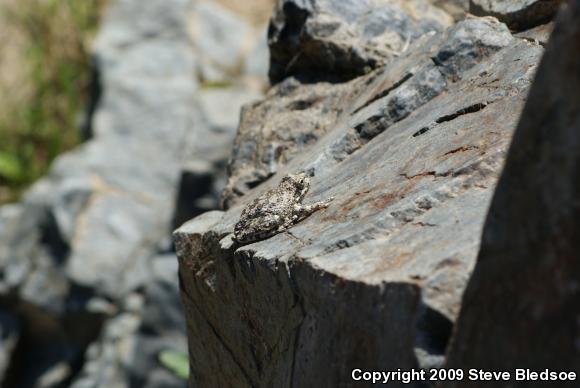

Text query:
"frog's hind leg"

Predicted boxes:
[[293, 197, 334, 221]]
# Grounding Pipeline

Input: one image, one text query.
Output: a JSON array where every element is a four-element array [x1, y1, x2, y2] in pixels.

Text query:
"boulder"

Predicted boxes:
[[444, 1, 580, 383], [268, 0, 454, 83], [175, 15, 546, 387]]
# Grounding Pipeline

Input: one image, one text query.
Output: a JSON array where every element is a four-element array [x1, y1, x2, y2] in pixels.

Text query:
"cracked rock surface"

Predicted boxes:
[[175, 9, 548, 387], [267, 0, 454, 83], [223, 17, 514, 207]]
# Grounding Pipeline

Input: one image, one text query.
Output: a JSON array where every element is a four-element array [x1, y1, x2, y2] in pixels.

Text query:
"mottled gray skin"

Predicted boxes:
[[233, 172, 333, 244]]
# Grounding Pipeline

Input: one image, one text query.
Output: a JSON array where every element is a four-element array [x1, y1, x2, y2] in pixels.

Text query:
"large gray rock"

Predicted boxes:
[[0, 0, 197, 303], [470, 0, 564, 30], [175, 16, 545, 387], [59, 0, 196, 297], [268, 0, 453, 83], [0, 0, 197, 386], [223, 18, 513, 207], [444, 1, 580, 383]]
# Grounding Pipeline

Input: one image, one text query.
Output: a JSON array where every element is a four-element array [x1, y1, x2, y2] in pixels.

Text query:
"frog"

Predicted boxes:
[[232, 171, 334, 244]]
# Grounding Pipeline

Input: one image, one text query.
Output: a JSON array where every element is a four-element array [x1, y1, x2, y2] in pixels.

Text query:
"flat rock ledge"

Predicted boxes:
[[174, 14, 547, 386]]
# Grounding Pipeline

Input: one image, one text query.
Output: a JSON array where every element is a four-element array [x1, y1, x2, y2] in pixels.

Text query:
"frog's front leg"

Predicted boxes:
[[292, 197, 334, 221], [276, 216, 296, 233]]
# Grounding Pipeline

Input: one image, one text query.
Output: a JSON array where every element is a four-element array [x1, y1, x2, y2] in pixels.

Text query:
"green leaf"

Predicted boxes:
[[158, 350, 189, 380], [0, 152, 23, 182]]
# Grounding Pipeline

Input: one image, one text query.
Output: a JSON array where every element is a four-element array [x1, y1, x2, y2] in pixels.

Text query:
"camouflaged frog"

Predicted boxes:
[[233, 171, 334, 244]]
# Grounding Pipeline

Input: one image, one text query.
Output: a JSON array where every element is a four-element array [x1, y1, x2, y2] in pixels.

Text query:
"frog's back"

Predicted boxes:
[[233, 188, 295, 243]]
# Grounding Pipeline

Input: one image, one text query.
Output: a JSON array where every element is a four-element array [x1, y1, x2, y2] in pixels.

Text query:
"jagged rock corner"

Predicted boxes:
[[175, 0, 578, 387]]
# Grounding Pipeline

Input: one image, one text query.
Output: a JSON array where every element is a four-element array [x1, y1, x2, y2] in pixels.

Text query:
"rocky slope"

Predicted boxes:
[[174, 0, 574, 387], [0, 0, 574, 387]]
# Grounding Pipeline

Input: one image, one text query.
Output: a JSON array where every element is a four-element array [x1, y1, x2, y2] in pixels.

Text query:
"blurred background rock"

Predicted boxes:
[[0, 0, 273, 387]]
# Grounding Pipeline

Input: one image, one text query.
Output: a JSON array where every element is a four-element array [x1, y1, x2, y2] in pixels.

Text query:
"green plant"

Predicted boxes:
[[158, 350, 190, 380], [0, 0, 108, 203]]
